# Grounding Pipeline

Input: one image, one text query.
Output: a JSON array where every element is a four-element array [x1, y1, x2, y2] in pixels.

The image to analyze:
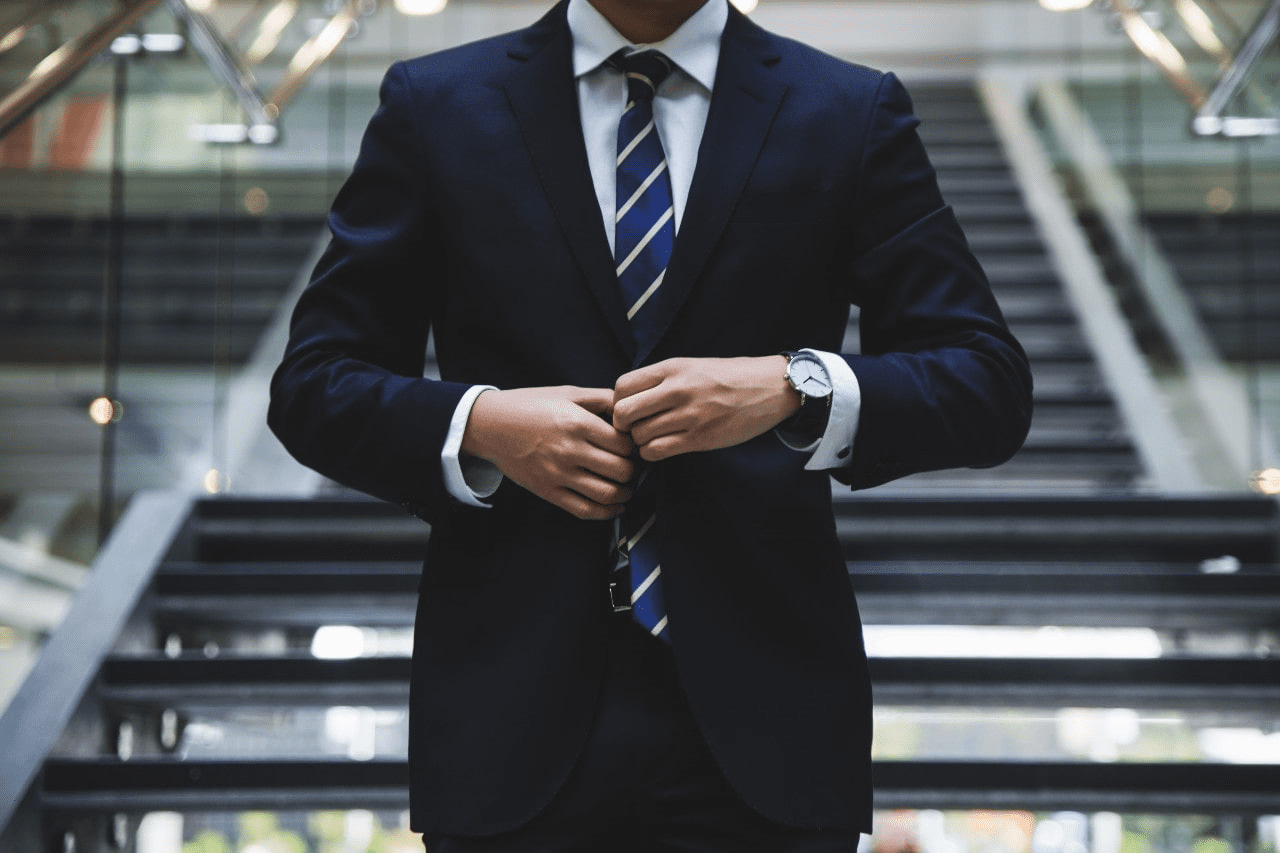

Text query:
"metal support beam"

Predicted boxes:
[[263, 0, 360, 118], [1193, 0, 1280, 137], [1107, 0, 1208, 109], [0, 0, 164, 140], [166, 0, 277, 143], [0, 492, 191, 835], [0, 0, 72, 57]]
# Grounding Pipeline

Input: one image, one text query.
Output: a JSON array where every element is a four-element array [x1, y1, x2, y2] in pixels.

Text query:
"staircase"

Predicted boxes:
[[4, 491, 1279, 850], [1146, 211, 1280, 362], [880, 85, 1144, 494], [4, 85, 1280, 852], [0, 215, 322, 365]]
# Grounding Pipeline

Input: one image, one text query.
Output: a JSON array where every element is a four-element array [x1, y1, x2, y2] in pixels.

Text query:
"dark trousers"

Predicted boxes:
[[424, 612, 858, 852]]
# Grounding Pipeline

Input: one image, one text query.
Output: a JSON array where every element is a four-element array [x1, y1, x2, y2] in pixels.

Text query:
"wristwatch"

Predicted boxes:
[[780, 350, 833, 442]]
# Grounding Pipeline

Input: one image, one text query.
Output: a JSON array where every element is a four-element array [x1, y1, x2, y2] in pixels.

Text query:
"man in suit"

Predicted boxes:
[[268, 0, 1032, 846]]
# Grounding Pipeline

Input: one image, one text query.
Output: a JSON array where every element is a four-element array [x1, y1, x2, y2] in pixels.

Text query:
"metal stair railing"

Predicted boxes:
[[977, 74, 1203, 493], [0, 0, 371, 146], [0, 491, 191, 848], [1101, 0, 1280, 138], [0, 0, 165, 140], [3, 492, 1280, 849], [863, 83, 1146, 495], [1033, 78, 1280, 488]]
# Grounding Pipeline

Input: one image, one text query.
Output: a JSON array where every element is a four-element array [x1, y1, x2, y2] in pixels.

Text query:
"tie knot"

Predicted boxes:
[[611, 49, 673, 104]]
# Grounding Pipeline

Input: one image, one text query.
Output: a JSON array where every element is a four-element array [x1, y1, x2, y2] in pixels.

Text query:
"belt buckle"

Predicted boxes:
[[609, 523, 632, 612], [609, 579, 632, 612]]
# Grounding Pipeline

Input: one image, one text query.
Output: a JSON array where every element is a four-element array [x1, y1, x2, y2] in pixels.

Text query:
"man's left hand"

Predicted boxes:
[[613, 356, 801, 461]]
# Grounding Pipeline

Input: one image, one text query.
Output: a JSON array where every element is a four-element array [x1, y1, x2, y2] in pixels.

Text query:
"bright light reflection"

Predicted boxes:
[[729, 0, 757, 14], [395, 0, 446, 15], [246, 0, 299, 64], [1252, 468, 1280, 495], [325, 706, 378, 760], [312, 625, 365, 659], [862, 626, 1162, 658], [1038, 0, 1090, 10], [0, 25, 30, 54], [1198, 728, 1280, 764], [88, 396, 120, 425], [30, 44, 73, 80], [203, 468, 225, 494], [288, 12, 354, 75], [1121, 13, 1189, 74], [1173, 0, 1227, 57]]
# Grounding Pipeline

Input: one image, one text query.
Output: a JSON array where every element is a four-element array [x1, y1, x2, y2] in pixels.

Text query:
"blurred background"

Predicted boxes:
[[0, 0, 1278, 850]]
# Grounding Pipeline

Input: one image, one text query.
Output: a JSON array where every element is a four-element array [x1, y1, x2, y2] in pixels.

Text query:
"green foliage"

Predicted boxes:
[[182, 830, 232, 853]]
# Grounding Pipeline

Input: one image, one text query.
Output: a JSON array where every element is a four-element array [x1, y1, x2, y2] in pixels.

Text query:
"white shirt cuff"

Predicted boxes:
[[802, 349, 861, 470], [442, 385, 502, 507]]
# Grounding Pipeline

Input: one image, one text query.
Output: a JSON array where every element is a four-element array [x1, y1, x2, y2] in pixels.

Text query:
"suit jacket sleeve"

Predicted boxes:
[[834, 73, 1033, 489], [268, 62, 471, 523]]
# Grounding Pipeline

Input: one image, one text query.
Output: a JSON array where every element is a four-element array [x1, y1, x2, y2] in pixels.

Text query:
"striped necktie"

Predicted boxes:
[[611, 49, 674, 643]]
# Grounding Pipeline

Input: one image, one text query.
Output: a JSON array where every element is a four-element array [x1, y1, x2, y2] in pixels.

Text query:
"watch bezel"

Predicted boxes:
[[782, 351, 833, 407]]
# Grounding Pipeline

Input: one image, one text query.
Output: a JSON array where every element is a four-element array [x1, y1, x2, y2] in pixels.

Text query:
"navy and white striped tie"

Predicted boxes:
[[611, 49, 675, 643]]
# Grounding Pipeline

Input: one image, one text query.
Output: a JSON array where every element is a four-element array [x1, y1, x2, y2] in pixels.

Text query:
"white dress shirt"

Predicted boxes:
[[441, 0, 861, 506]]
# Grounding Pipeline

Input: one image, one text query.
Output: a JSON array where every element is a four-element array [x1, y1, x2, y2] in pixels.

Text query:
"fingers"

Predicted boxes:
[[579, 417, 636, 459], [613, 362, 668, 403], [565, 385, 615, 418], [553, 487, 627, 521], [613, 362, 685, 432], [568, 471, 632, 508], [576, 443, 635, 485], [556, 386, 635, 457], [636, 432, 688, 462]]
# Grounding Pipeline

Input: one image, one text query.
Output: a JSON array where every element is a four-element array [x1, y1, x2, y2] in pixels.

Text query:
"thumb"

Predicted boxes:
[[566, 386, 615, 417]]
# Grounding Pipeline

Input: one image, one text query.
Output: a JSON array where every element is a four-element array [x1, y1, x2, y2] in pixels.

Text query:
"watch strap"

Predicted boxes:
[[779, 351, 832, 444]]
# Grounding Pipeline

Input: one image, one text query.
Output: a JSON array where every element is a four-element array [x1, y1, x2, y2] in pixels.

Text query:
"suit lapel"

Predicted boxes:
[[503, 2, 635, 362], [632, 9, 787, 367]]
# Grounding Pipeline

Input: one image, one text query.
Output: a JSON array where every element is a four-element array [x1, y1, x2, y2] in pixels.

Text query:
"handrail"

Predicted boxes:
[[1106, 0, 1208, 109], [0, 491, 192, 837], [1035, 80, 1279, 487], [167, 0, 278, 142], [977, 75, 1203, 493], [174, 0, 360, 144], [1192, 0, 1280, 136], [264, 0, 360, 118], [0, 0, 73, 56], [0, 0, 164, 141], [1102, 0, 1279, 137]]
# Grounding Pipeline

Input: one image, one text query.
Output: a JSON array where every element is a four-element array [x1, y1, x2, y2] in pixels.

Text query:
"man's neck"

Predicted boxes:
[[585, 0, 710, 44]]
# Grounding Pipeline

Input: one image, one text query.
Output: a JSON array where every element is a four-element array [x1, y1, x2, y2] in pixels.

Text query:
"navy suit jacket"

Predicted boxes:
[[269, 0, 1032, 837]]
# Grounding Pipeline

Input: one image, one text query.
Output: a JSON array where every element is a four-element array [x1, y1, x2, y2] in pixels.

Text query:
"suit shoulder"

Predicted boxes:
[[394, 27, 529, 88], [771, 33, 887, 93], [749, 25, 919, 123]]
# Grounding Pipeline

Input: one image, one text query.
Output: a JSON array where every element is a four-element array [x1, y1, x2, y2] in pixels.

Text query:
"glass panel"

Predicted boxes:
[[1058, 23, 1280, 493]]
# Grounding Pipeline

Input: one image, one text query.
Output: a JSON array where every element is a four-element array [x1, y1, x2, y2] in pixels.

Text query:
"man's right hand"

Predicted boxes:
[[460, 386, 636, 520]]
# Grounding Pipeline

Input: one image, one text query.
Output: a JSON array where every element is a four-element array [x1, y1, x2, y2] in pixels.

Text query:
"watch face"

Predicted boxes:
[[789, 356, 832, 397]]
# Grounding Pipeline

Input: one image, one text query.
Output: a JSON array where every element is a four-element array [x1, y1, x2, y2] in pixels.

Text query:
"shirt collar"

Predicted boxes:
[[567, 0, 726, 92]]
